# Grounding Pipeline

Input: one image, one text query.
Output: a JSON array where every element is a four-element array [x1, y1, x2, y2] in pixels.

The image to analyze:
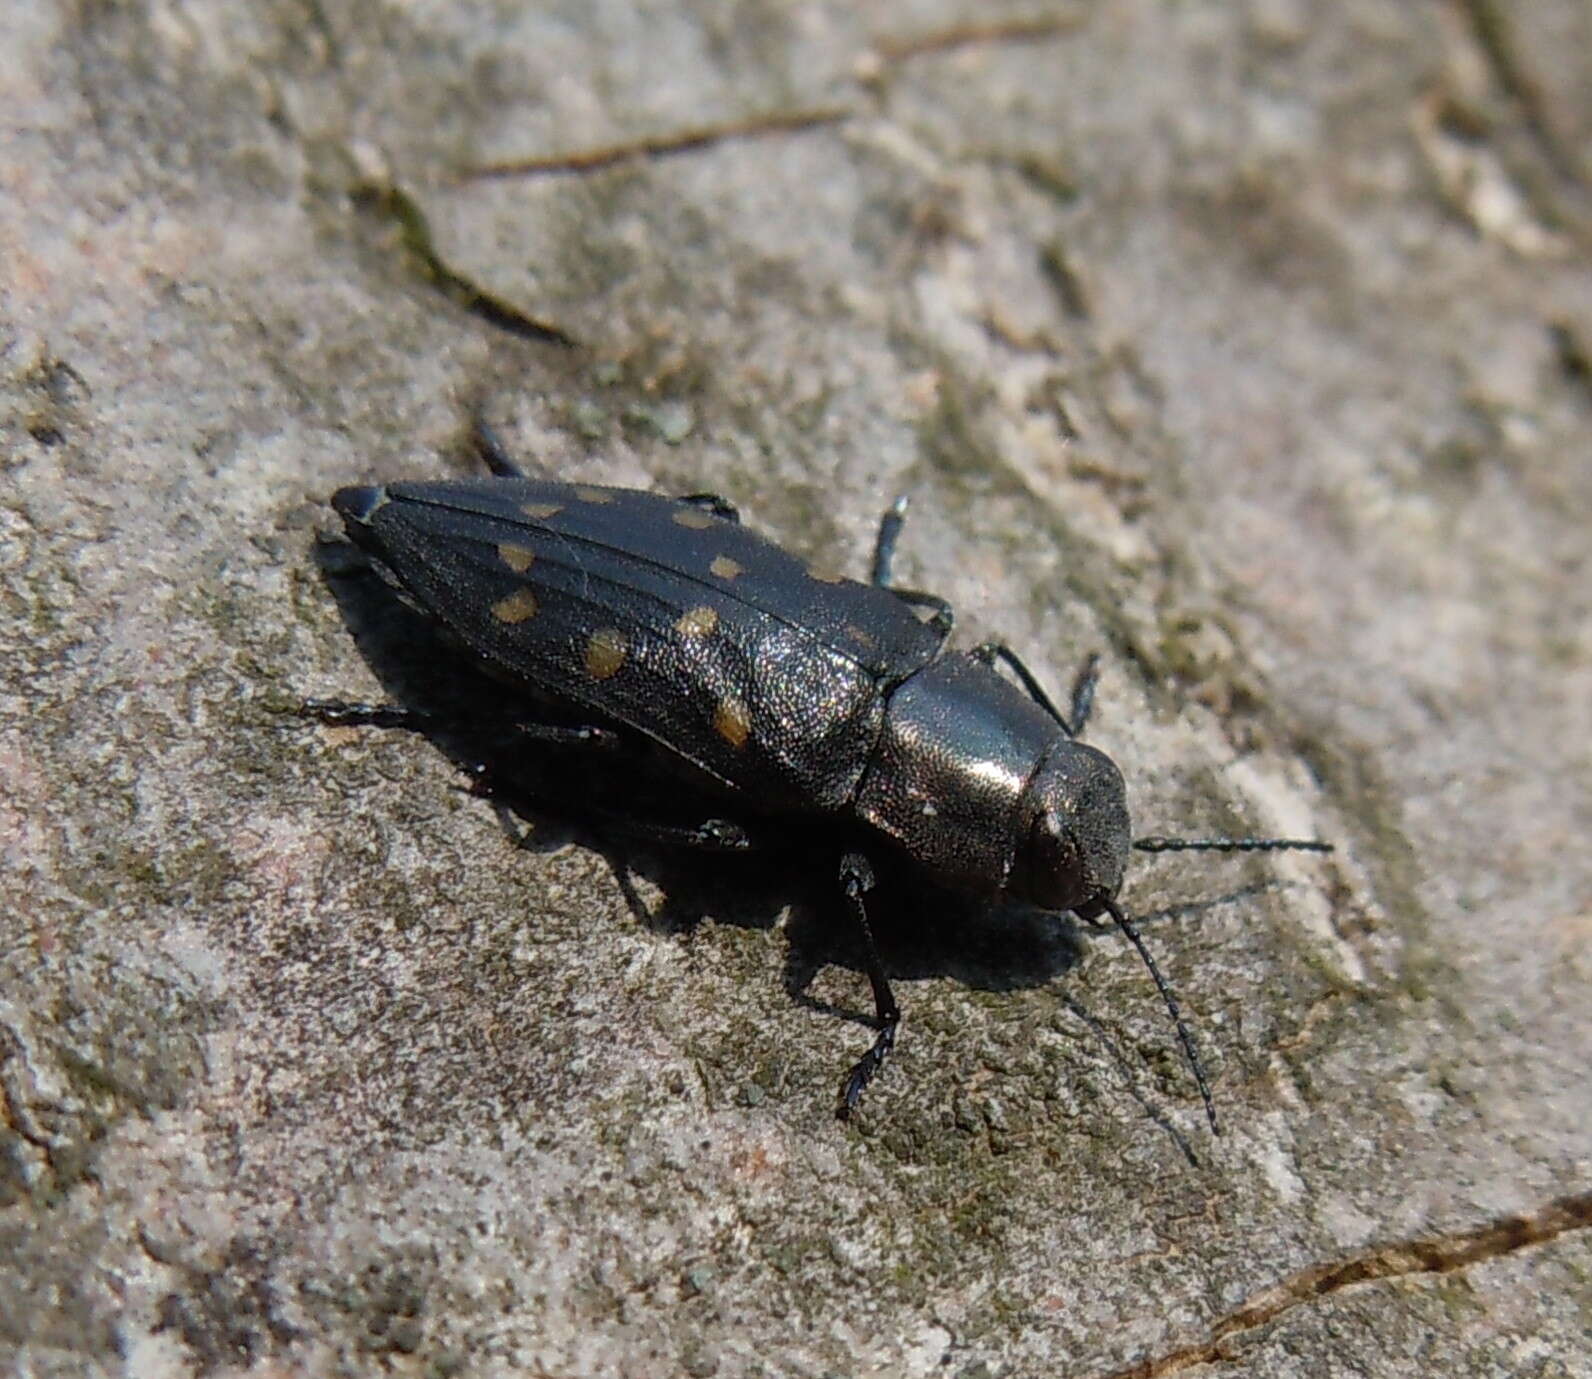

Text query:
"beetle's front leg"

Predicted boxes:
[[835, 852, 901, 1120]]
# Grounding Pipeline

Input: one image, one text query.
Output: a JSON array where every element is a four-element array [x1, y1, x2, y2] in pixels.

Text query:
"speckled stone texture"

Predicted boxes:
[[3, 3, 1589, 1376]]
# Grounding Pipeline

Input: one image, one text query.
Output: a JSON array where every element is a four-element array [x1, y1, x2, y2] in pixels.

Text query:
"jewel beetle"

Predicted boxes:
[[305, 426, 1331, 1130]]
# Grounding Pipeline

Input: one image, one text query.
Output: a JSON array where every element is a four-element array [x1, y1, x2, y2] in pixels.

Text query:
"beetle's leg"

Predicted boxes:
[[676, 493, 741, 522], [970, 644, 1099, 737], [601, 814, 757, 851], [835, 852, 901, 1120], [298, 698, 623, 749], [1067, 653, 1100, 736], [298, 698, 436, 731], [890, 590, 955, 642], [512, 721, 624, 748], [869, 496, 955, 641], [462, 762, 758, 850], [469, 446, 741, 517], [870, 495, 910, 587], [471, 416, 527, 478]]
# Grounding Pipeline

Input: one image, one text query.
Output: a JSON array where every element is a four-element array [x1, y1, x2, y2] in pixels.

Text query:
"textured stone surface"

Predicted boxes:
[[3, 3, 1589, 1376]]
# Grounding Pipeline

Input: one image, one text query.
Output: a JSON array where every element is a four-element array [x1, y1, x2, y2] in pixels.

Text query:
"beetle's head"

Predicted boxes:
[[1009, 740, 1131, 916]]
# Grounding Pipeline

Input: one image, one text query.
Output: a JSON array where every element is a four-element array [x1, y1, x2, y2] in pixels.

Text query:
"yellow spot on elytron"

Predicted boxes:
[[675, 605, 719, 638], [807, 563, 846, 584], [491, 589, 539, 623], [672, 508, 715, 530], [521, 501, 562, 520], [584, 628, 627, 680], [574, 486, 613, 504], [714, 695, 751, 749], [498, 543, 536, 573], [846, 623, 877, 649], [710, 555, 744, 580]]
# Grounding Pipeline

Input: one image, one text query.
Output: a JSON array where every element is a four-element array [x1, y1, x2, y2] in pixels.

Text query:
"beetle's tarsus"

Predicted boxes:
[[835, 852, 900, 1121], [838, 1020, 897, 1121]]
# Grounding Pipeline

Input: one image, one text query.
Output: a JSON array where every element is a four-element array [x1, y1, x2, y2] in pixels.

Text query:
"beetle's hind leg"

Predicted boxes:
[[297, 698, 437, 732], [575, 810, 758, 852], [835, 852, 901, 1120], [297, 697, 624, 750]]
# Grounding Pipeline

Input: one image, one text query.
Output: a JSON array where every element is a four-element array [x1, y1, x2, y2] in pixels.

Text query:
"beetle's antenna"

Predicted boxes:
[[1100, 896, 1219, 1135], [1135, 836, 1333, 855]]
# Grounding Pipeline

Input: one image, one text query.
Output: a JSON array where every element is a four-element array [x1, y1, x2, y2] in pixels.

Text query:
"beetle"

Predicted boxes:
[[304, 426, 1331, 1130]]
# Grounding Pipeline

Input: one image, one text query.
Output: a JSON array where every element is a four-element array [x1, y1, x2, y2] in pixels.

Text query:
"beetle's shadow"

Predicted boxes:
[[779, 868, 1088, 1035], [312, 544, 791, 919], [311, 543, 1296, 1156], [309, 543, 1090, 1000], [312, 540, 530, 745]]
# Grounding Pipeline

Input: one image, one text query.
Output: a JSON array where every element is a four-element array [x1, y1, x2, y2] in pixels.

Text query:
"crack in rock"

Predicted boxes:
[[1099, 1191, 1592, 1379]]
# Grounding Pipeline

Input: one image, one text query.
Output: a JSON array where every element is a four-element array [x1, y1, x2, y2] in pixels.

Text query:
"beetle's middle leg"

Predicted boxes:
[[869, 496, 955, 642], [835, 852, 901, 1120], [970, 644, 1100, 738], [870, 495, 910, 587]]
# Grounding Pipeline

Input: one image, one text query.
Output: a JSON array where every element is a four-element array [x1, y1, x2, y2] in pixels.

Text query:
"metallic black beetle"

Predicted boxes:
[[307, 432, 1330, 1130]]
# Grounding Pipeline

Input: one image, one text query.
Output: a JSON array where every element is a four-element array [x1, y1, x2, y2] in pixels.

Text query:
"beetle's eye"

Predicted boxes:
[[1039, 809, 1079, 872], [1015, 809, 1087, 913]]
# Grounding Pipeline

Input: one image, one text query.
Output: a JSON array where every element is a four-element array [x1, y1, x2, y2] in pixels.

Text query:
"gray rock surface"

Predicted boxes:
[[3, 2, 1589, 1376]]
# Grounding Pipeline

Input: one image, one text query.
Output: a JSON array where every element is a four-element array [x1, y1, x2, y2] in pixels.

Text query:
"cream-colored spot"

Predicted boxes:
[[709, 555, 744, 580], [497, 542, 536, 573], [714, 695, 751, 749], [846, 623, 877, 649], [672, 508, 715, 529], [807, 563, 846, 584], [675, 605, 719, 638], [521, 501, 562, 520], [491, 589, 539, 623], [574, 486, 613, 504], [584, 628, 627, 679]]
